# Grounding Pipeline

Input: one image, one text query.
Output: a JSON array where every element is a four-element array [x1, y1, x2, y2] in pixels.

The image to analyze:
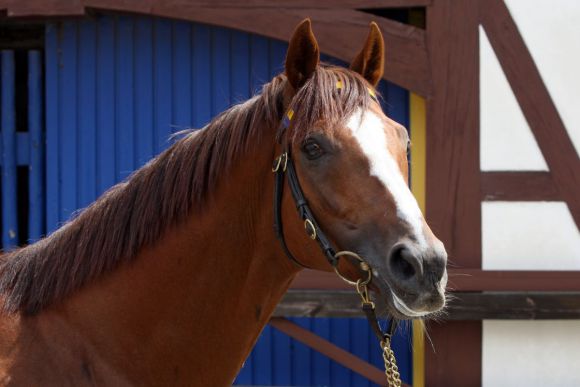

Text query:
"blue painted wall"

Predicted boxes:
[[43, 14, 412, 386]]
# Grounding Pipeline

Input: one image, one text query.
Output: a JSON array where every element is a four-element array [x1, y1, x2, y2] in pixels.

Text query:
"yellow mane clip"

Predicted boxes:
[[336, 80, 377, 101]]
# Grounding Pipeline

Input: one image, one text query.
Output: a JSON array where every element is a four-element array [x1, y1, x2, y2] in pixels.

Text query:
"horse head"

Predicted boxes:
[[278, 19, 448, 319]]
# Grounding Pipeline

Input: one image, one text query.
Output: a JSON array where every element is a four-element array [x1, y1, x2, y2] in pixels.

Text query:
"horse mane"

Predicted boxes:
[[0, 65, 372, 315]]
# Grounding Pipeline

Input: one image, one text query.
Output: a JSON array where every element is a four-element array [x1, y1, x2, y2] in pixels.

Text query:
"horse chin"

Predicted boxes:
[[370, 273, 446, 321]]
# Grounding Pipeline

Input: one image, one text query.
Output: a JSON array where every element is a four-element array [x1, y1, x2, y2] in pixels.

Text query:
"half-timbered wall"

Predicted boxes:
[[480, 0, 580, 271], [479, 1, 580, 385]]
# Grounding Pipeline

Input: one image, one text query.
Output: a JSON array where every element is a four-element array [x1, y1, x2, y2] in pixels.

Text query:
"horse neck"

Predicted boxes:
[[44, 129, 298, 385]]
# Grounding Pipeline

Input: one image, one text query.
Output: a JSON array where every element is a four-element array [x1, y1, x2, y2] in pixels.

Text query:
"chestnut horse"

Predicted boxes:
[[0, 20, 447, 386]]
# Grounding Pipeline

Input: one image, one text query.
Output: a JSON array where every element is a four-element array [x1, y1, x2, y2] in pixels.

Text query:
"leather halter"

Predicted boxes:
[[271, 86, 399, 350]]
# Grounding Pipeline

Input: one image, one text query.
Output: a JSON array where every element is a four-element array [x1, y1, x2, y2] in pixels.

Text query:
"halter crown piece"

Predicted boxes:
[[272, 82, 401, 387]]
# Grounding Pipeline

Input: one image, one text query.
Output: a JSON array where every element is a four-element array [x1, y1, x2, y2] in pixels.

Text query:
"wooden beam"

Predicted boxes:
[[1, 0, 432, 15], [123, 0, 433, 9], [0, 0, 85, 16], [425, 0, 481, 269], [275, 290, 580, 320], [1, 1, 433, 95], [481, 171, 559, 201], [189, 0, 433, 8], [448, 269, 580, 291], [268, 317, 410, 386], [480, 0, 580, 228], [292, 269, 580, 291], [425, 321, 481, 387], [443, 292, 580, 320]]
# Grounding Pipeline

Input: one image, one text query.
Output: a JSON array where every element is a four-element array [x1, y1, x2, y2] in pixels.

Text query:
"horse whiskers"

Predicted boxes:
[[422, 322, 437, 354]]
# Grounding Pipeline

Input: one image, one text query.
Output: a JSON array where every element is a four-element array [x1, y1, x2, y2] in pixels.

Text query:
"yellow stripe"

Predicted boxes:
[[286, 109, 294, 120], [410, 93, 426, 387], [410, 93, 426, 214], [336, 80, 343, 89]]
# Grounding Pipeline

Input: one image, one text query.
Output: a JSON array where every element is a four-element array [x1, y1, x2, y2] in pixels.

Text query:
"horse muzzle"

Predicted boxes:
[[375, 241, 448, 319]]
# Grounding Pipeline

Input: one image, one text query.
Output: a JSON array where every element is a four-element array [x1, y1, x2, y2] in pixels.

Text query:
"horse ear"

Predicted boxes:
[[350, 22, 384, 87], [285, 19, 320, 90]]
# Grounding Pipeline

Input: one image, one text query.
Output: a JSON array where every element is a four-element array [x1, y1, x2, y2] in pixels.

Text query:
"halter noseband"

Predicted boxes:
[[271, 82, 401, 386]]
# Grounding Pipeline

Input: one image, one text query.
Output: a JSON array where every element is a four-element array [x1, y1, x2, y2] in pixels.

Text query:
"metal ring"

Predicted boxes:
[[272, 156, 282, 172], [304, 219, 317, 240], [333, 251, 373, 286], [271, 153, 288, 173]]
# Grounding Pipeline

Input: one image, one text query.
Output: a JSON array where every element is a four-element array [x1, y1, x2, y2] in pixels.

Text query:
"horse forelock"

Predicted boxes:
[[282, 65, 374, 145], [0, 65, 373, 315]]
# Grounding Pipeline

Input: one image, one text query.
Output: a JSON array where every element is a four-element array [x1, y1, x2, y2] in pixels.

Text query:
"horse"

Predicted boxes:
[[0, 19, 447, 386]]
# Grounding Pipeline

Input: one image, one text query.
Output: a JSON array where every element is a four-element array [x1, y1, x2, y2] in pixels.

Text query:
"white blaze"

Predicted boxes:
[[347, 109, 427, 247]]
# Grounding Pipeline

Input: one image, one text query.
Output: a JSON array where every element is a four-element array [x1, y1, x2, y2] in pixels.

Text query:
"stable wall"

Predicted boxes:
[[479, 1, 580, 385]]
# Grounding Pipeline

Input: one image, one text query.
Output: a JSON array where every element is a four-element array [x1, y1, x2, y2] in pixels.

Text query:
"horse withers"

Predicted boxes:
[[0, 19, 446, 386]]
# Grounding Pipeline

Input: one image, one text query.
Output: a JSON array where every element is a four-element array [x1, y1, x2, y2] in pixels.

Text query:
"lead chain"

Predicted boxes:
[[336, 257, 401, 387], [381, 336, 402, 387], [355, 280, 401, 387]]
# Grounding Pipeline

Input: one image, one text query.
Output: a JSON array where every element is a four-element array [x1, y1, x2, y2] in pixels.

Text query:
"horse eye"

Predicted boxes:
[[302, 139, 324, 159]]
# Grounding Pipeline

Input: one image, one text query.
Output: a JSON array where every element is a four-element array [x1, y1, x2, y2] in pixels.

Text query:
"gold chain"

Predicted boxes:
[[381, 336, 402, 387]]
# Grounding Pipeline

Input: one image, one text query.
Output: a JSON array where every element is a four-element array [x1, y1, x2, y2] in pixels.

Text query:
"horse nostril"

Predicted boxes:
[[388, 246, 423, 282], [395, 254, 414, 279]]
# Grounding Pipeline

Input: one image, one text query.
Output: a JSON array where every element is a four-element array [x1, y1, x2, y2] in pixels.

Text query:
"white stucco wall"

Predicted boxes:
[[479, 27, 548, 171], [505, 0, 580, 157], [483, 320, 580, 387], [482, 202, 580, 270]]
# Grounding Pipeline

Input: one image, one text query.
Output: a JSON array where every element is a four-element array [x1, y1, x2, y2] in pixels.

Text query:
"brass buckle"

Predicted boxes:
[[272, 153, 288, 173], [356, 279, 374, 308]]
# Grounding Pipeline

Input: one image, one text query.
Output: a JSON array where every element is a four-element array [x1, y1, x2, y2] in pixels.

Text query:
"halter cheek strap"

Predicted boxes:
[[272, 144, 338, 269], [272, 147, 312, 269]]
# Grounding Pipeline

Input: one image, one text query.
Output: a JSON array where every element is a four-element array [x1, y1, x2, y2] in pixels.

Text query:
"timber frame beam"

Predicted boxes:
[[275, 290, 580, 320], [292, 269, 580, 292], [269, 317, 413, 387], [481, 172, 559, 201]]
